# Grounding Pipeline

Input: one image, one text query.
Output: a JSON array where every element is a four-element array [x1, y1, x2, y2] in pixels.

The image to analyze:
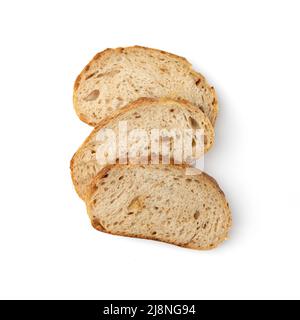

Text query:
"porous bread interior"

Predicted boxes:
[[71, 99, 214, 200], [87, 165, 231, 250], [74, 46, 217, 126]]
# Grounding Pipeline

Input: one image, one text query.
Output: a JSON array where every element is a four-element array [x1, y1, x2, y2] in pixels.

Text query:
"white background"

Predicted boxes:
[[0, 0, 299, 300]]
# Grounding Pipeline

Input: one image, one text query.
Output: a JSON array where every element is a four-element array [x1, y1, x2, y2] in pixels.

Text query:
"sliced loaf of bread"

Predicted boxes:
[[74, 46, 218, 126], [86, 164, 232, 250], [71, 98, 214, 200]]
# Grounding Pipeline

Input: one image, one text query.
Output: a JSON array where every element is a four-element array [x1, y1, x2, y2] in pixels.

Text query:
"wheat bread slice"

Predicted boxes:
[[74, 46, 218, 126], [86, 164, 232, 250], [71, 98, 214, 200]]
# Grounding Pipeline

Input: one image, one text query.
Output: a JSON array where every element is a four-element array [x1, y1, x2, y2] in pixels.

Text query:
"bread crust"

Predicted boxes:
[[73, 46, 218, 126], [70, 97, 215, 200], [86, 164, 232, 251]]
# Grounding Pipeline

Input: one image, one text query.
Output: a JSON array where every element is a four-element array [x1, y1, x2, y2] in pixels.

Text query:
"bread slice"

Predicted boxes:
[[86, 164, 232, 250], [74, 46, 218, 126], [71, 98, 214, 200]]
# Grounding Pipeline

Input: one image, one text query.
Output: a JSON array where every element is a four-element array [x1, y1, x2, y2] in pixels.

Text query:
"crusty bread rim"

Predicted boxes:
[[70, 97, 215, 200], [73, 45, 218, 126], [86, 163, 232, 251]]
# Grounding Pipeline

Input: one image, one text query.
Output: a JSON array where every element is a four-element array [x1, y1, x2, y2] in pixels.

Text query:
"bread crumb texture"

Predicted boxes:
[[86, 165, 232, 250], [74, 46, 218, 126]]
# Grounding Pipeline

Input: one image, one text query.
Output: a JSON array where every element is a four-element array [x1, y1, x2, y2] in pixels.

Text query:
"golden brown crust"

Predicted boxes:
[[70, 97, 215, 200], [85, 164, 232, 250], [90, 220, 224, 251], [91, 218, 105, 232], [73, 46, 219, 127]]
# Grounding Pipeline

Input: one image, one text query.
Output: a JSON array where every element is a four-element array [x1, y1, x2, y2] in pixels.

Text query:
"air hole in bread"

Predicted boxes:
[[84, 90, 100, 101], [192, 138, 196, 148], [195, 78, 202, 86], [133, 112, 141, 119], [85, 72, 97, 80], [194, 211, 200, 220], [189, 117, 200, 130]]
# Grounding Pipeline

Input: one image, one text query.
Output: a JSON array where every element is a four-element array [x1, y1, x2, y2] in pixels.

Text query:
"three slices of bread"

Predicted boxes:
[[71, 46, 232, 250]]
